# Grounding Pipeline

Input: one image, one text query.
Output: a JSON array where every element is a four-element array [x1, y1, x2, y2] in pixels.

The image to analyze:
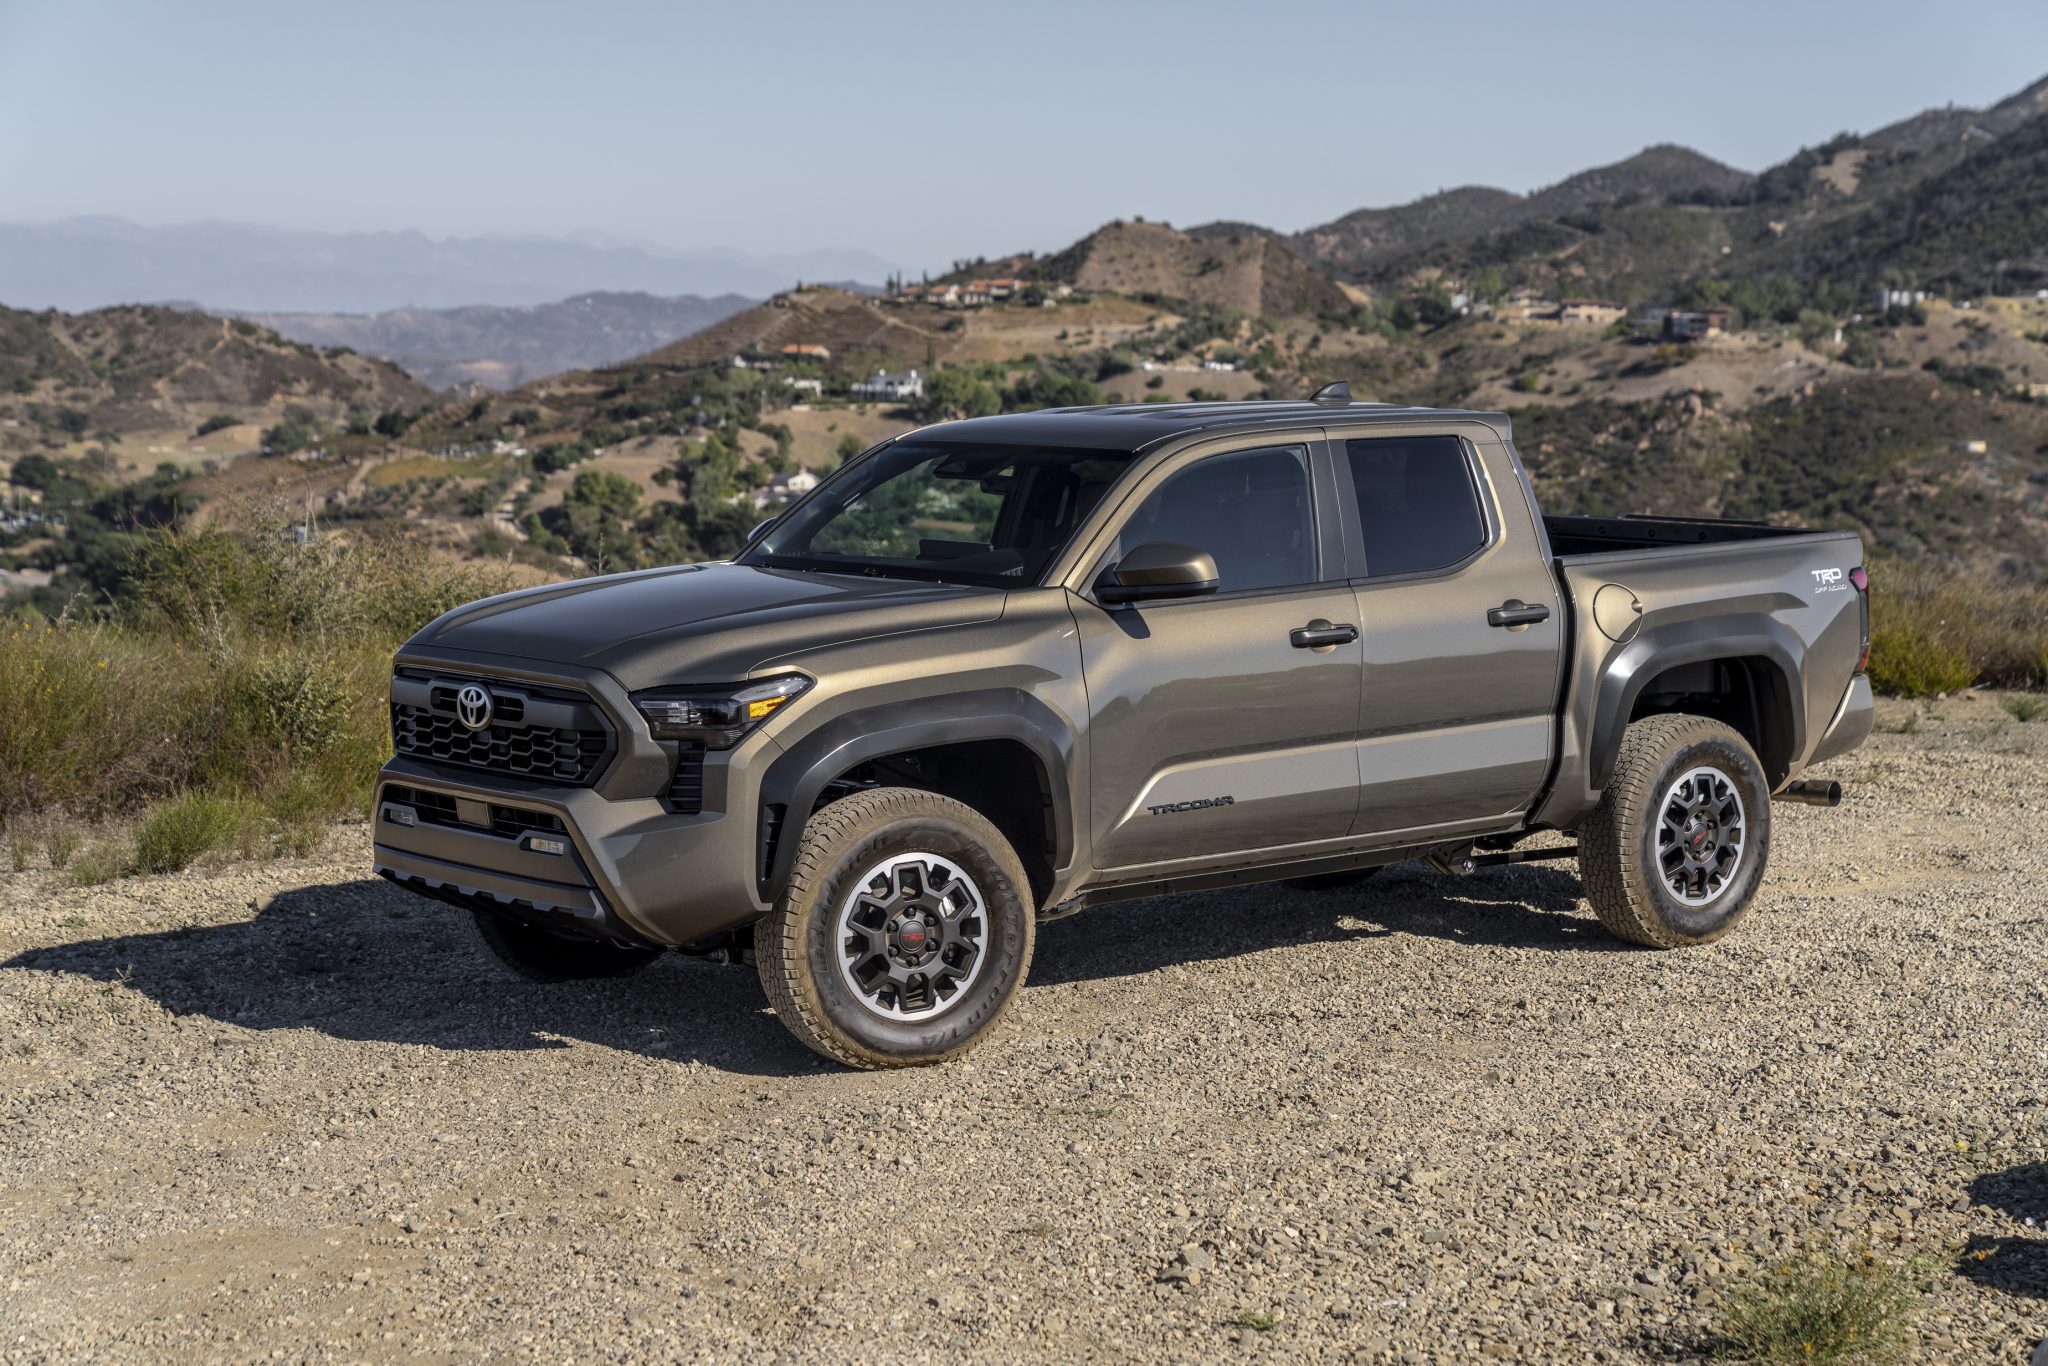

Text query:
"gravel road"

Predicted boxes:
[[3, 693, 2045, 1362]]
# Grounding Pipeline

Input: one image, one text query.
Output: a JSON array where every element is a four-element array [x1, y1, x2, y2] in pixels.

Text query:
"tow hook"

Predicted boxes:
[[1426, 846, 1479, 876], [1775, 779, 1843, 807]]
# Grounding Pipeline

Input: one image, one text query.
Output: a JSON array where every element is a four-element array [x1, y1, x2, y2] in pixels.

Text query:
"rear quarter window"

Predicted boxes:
[[1345, 436, 1488, 577]]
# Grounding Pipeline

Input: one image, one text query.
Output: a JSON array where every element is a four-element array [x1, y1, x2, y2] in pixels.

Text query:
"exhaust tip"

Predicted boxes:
[[1777, 779, 1843, 807]]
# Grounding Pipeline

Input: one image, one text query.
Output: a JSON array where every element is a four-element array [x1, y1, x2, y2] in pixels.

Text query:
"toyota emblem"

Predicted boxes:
[[455, 683, 493, 732]]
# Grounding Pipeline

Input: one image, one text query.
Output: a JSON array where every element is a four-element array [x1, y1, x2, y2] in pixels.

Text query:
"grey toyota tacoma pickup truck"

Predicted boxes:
[[374, 390, 1875, 1067]]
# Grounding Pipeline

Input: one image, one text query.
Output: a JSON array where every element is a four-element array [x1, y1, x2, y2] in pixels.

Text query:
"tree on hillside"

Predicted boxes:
[[1007, 368, 1102, 412], [915, 368, 1002, 423], [566, 468, 641, 521]]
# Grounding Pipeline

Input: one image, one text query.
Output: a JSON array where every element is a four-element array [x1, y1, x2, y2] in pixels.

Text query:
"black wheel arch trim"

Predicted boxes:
[[1586, 614, 1807, 793], [756, 688, 1077, 903]]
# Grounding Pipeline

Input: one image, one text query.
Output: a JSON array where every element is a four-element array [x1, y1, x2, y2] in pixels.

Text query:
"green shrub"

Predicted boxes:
[[45, 826, 82, 870], [2001, 694, 2048, 723], [1863, 557, 2048, 695], [69, 838, 133, 886], [232, 654, 354, 753], [1865, 624, 1977, 697], [133, 792, 245, 874], [1713, 1249, 1917, 1363]]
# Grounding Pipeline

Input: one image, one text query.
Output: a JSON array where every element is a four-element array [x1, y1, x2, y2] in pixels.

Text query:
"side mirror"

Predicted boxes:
[[746, 517, 777, 545], [1095, 541, 1219, 604]]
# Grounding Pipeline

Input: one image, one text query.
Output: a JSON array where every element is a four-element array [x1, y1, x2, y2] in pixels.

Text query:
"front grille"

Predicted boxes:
[[389, 670, 613, 786], [393, 705, 608, 783], [383, 784, 567, 840], [667, 744, 706, 814]]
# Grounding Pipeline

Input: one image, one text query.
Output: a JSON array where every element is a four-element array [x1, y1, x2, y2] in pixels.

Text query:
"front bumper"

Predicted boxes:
[[372, 755, 773, 947]]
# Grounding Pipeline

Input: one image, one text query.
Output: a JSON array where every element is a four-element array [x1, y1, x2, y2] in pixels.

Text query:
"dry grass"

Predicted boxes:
[[2, 509, 512, 880], [1866, 557, 2048, 697]]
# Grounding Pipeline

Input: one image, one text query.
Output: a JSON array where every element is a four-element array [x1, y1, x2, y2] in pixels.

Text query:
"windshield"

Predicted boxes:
[[740, 442, 1136, 587]]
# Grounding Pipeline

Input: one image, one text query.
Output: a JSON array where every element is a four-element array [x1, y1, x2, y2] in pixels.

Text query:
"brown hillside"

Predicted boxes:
[[635, 288, 958, 370], [0, 304, 434, 453], [1038, 221, 1349, 317]]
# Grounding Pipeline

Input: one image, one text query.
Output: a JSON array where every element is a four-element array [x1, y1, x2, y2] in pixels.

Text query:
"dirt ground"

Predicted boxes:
[[2, 693, 2044, 1362]]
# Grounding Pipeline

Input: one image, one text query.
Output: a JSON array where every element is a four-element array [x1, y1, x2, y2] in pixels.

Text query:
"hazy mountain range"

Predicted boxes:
[[245, 291, 757, 391], [0, 218, 898, 313]]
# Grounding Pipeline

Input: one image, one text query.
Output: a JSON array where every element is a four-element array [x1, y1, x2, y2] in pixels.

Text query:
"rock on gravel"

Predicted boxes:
[[1, 692, 2044, 1361]]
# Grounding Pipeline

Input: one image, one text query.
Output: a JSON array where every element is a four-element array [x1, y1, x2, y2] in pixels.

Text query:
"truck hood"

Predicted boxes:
[[410, 562, 1006, 690]]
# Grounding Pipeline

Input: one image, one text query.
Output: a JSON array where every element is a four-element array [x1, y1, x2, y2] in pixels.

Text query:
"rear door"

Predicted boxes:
[[1337, 429, 1564, 838], [1073, 435, 1363, 870]]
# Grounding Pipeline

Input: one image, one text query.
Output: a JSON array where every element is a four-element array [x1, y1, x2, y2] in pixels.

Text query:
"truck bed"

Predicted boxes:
[[1543, 513, 1811, 558]]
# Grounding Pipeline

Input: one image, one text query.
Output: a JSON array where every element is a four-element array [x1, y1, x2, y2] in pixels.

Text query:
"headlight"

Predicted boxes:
[[630, 675, 811, 749]]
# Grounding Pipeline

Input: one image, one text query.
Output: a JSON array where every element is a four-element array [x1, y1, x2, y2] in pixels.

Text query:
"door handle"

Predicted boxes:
[[1289, 620, 1359, 650], [1486, 600, 1552, 629]]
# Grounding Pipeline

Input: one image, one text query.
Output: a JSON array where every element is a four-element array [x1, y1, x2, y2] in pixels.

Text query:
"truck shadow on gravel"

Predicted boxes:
[[3, 877, 823, 1078], [1960, 1162, 2048, 1302], [1031, 862, 1623, 985], [7, 862, 1618, 1075]]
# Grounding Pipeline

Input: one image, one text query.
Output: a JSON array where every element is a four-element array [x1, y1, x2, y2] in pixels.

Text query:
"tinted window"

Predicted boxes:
[[1116, 445, 1314, 592], [1346, 436, 1487, 577]]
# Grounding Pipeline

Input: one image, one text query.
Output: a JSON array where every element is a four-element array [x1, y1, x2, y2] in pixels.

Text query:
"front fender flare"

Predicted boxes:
[[756, 689, 1076, 902]]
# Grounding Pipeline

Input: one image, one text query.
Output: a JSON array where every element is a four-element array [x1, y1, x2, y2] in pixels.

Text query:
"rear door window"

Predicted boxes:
[[1344, 436, 1488, 577]]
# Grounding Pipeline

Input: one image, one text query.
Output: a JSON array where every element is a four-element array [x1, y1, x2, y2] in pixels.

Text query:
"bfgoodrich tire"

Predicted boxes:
[[755, 787, 1035, 1069], [463, 909, 661, 982], [1579, 714, 1772, 948]]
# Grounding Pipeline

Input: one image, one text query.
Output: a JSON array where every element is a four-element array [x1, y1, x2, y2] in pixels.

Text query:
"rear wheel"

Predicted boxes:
[[1579, 714, 1771, 947], [755, 787, 1034, 1068], [462, 909, 661, 982]]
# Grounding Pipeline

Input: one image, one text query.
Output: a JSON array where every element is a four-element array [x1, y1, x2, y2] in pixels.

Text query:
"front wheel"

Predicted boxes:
[[755, 787, 1035, 1068], [1579, 714, 1771, 948]]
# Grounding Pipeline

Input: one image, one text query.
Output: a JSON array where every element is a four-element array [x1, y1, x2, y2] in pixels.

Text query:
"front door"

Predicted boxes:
[[1338, 433, 1562, 838], [1075, 441, 1362, 870]]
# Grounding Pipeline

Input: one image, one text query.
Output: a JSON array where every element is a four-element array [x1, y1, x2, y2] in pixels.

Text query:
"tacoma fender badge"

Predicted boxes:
[[1148, 795, 1235, 816]]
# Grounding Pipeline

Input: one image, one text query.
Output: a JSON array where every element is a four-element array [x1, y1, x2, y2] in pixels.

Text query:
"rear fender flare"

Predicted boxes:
[[1588, 614, 1806, 791]]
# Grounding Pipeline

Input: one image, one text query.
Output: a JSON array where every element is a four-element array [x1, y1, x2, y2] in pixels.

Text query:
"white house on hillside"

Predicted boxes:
[[852, 368, 924, 401], [750, 467, 821, 511]]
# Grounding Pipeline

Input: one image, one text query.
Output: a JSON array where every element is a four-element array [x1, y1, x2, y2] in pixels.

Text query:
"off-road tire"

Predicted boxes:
[[462, 908, 661, 983], [1579, 714, 1771, 948], [755, 787, 1035, 1069]]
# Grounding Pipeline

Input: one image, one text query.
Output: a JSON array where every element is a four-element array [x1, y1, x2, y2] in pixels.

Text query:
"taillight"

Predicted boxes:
[[1850, 565, 1870, 673]]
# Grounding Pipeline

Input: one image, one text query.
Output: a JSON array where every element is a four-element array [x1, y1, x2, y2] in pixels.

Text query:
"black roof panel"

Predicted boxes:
[[903, 400, 1510, 451]]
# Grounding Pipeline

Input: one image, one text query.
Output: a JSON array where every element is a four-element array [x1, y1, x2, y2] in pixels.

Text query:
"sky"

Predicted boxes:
[[2, 0, 2045, 273]]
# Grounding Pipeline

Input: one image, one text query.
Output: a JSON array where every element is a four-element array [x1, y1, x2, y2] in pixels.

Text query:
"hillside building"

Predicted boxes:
[[1663, 309, 1732, 340], [852, 368, 924, 401], [1497, 291, 1561, 323], [1559, 299, 1625, 326], [749, 467, 822, 510]]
